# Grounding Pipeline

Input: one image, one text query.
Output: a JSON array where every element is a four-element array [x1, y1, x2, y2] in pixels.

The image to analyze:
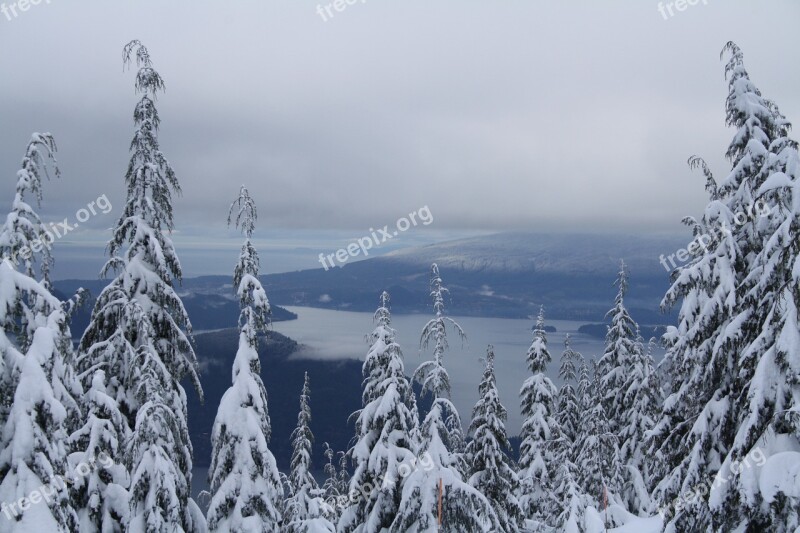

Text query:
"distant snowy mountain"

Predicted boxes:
[[380, 232, 686, 275], [262, 231, 686, 322], [57, 232, 688, 323]]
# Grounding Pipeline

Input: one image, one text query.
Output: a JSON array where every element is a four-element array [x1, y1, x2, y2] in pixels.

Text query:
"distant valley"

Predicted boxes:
[[56, 231, 686, 472], [57, 232, 686, 328], [254, 231, 684, 324]]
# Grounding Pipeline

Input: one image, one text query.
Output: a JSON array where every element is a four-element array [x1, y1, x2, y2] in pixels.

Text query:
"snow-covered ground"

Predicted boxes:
[[609, 516, 662, 533]]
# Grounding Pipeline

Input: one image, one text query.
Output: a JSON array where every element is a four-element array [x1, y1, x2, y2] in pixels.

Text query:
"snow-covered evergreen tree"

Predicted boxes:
[[466, 346, 522, 532], [0, 133, 58, 282], [126, 307, 202, 532], [77, 41, 204, 532], [649, 147, 744, 530], [321, 443, 341, 501], [594, 263, 660, 514], [618, 331, 661, 516], [597, 261, 638, 436], [394, 264, 498, 532], [557, 334, 581, 453], [0, 133, 60, 428], [0, 306, 79, 531], [287, 372, 315, 504], [707, 43, 800, 532], [576, 353, 592, 415], [544, 336, 591, 531], [0, 133, 80, 532], [339, 292, 417, 533], [551, 460, 590, 533], [319, 443, 345, 525], [67, 369, 130, 532], [517, 307, 559, 521], [560, 351, 597, 521], [207, 185, 282, 532], [285, 373, 335, 533], [338, 452, 353, 508], [649, 42, 797, 532], [413, 264, 466, 444], [575, 361, 621, 510]]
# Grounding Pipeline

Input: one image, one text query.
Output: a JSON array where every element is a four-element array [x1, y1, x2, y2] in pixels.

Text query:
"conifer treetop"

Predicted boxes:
[[525, 306, 551, 374], [228, 185, 270, 346], [123, 39, 166, 99], [228, 184, 258, 240], [111, 39, 181, 268], [416, 263, 466, 400], [560, 334, 578, 383], [0, 133, 60, 280]]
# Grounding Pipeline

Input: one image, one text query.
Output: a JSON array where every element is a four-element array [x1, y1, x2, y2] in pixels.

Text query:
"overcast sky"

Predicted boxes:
[[1, 1, 799, 278]]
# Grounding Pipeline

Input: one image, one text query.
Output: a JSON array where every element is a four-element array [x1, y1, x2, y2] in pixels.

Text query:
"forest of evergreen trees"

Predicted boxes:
[[0, 39, 798, 533]]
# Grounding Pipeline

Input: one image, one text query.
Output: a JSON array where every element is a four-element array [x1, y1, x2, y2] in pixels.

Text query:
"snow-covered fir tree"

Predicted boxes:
[[285, 373, 335, 533], [321, 443, 341, 501], [649, 42, 798, 532], [517, 307, 559, 522], [707, 43, 800, 531], [339, 292, 418, 533], [597, 261, 638, 436], [414, 264, 466, 410], [0, 133, 60, 428], [336, 451, 350, 501], [126, 304, 202, 532], [575, 360, 621, 513], [394, 264, 499, 532], [0, 133, 58, 284], [0, 133, 81, 532], [551, 460, 590, 533], [576, 353, 593, 416], [596, 263, 660, 515], [618, 330, 661, 516], [557, 334, 581, 454], [466, 346, 522, 533], [649, 148, 743, 531], [207, 185, 283, 532], [546, 335, 591, 531], [0, 303, 80, 531], [66, 369, 130, 532], [77, 41, 204, 532], [318, 443, 345, 525], [650, 139, 740, 529]]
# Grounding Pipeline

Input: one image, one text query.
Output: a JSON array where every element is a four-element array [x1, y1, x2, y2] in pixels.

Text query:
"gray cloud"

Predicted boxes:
[[1, 0, 799, 277]]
